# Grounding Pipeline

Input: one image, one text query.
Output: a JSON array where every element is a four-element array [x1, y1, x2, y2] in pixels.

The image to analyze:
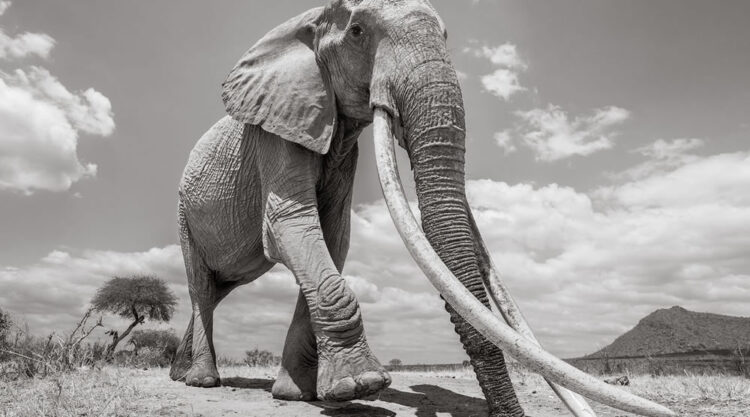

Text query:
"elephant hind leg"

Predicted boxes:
[[175, 201, 221, 388], [170, 278, 258, 383], [170, 315, 194, 381], [272, 290, 318, 401], [183, 255, 221, 387]]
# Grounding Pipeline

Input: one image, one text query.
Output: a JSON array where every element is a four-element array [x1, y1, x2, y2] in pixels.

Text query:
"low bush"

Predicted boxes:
[[244, 348, 281, 367], [0, 309, 105, 380]]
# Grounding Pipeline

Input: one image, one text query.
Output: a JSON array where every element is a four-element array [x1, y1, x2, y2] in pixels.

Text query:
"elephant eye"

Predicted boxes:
[[350, 24, 364, 38]]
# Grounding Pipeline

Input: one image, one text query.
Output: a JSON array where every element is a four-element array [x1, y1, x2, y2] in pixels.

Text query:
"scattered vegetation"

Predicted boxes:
[[119, 329, 181, 368], [2, 301, 748, 416], [243, 348, 281, 367], [0, 308, 106, 380], [0, 307, 11, 343]]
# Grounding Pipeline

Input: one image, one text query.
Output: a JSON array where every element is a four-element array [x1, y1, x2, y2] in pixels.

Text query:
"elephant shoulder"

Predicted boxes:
[[179, 116, 246, 202]]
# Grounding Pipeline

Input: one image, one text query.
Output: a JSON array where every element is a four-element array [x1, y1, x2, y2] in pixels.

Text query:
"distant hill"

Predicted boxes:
[[585, 306, 750, 359]]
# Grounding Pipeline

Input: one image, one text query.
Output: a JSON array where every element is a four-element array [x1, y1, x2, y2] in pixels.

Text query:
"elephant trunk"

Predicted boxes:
[[371, 10, 676, 417], [396, 59, 525, 417]]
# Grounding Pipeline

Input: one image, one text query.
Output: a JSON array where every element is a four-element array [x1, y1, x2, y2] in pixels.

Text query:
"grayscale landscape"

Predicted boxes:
[[2, 1, 749, 416]]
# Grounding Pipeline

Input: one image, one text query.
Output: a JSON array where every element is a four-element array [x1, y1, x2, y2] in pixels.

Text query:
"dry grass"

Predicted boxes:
[[1, 367, 146, 417], [626, 374, 750, 416], [0, 365, 280, 417], [1, 365, 749, 417], [501, 367, 750, 417]]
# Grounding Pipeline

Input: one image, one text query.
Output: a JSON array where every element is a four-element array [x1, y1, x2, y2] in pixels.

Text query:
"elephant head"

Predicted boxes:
[[221, 1, 675, 416]]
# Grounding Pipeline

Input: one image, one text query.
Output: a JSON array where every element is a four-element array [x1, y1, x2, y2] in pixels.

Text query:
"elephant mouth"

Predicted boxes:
[[371, 108, 677, 417]]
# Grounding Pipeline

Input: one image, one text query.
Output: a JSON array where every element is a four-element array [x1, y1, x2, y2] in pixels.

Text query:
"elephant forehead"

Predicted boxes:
[[351, 0, 446, 31]]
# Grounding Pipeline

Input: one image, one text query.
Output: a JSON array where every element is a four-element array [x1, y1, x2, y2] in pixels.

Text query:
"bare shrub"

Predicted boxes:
[[243, 348, 280, 367], [0, 307, 11, 345], [733, 342, 750, 378], [0, 309, 105, 380]]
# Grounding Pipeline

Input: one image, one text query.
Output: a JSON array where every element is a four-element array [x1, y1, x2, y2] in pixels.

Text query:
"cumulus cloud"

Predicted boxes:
[[0, 31, 55, 60], [0, 2, 54, 60], [465, 42, 527, 101], [0, 245, 305, 358], [470, 43, 527, 70], [4, 141, 749, 361], [0, 3, 114, 194], [505, 104, 630, 161], [0, 241, 455, 362], [598, 149, 750, 210], [481, 69, 525, 102], [467, 146, 750, 356]]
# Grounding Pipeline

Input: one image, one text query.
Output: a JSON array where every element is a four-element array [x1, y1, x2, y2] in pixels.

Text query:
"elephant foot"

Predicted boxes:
[[316, 337, 391, 401], [169, 344, 193, 382], [169, 357, 191, 382], [185, 363, 221, 388], [272, 366, 317, 401]]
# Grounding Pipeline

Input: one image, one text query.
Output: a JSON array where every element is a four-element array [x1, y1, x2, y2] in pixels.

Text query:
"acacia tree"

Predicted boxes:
[[91, 276, 177, 360]]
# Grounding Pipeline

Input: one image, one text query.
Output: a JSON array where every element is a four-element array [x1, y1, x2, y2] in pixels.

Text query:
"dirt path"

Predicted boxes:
[[133, 368, 621, 417], [4, 366, 747, 416], [136, 368, 746, 417]]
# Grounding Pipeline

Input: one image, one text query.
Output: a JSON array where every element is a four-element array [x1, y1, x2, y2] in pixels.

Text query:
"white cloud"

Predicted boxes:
[[467, 148, 750, 357], [481, 69, 526, 102], [613, 138, 705, 181], [470, 43, 527, 70], [636, 138, 705, 160], [494, 130, 516, 154], [466, 42, 528, 101], [511, 104, 629, 161], [0, 31, 55, 60], [10, 67, 115, 137], [598, 149, 750, 209], [0, 3, 114, 194], [0, 2, 55, 61]]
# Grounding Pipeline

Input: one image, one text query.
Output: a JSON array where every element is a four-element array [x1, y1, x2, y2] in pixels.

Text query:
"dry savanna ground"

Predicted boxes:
[[1, 365, 749, 417]]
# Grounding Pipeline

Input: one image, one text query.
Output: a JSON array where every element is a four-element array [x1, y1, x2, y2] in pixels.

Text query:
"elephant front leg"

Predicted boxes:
[[263, 198, 390, 402]]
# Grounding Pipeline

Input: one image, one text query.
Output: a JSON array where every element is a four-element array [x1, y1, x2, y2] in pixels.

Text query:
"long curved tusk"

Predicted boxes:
[[372, 108, 677, 417], [468, 211, 597, 417]]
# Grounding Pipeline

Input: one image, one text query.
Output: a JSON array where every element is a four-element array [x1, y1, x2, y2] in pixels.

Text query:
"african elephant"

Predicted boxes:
[[169, 1, 676, 416]]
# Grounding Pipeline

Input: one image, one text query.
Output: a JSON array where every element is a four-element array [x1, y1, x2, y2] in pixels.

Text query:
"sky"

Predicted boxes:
[[1, 0, 749, 363]]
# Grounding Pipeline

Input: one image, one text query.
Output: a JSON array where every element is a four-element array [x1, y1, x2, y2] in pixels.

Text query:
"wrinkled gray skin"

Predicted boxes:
[[170, 1, 524, 415]]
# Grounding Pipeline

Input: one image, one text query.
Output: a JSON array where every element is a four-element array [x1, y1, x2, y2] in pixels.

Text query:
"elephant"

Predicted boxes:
[[169, 1, 676, 417]]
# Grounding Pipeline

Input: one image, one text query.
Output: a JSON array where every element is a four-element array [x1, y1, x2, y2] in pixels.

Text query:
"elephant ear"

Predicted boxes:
[[222, 7, 336, 154]]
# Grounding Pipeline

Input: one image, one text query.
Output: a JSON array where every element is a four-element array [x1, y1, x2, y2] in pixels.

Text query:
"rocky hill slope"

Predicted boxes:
[[585, 306, 750, 358]]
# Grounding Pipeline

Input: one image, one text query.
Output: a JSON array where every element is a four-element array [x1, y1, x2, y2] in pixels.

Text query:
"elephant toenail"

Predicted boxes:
[[359, 371, 385, 389], [382, 371, 392, 386], [332, 377, 357, 400]]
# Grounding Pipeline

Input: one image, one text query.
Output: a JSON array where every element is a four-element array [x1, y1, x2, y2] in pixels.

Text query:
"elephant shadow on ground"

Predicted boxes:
[[217, 378, 487, 417], [378, 384, 488, 417], [221, 377, 273, 392], [314, 384, 488, 417]]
